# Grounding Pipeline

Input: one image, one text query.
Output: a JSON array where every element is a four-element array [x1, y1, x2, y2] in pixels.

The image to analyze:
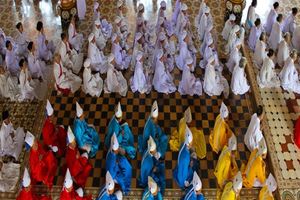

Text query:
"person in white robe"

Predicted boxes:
[[111, 34, 131, 70], [130, 51, 152, 94], [221, 14, 236, 41], [172, 0, 182, 26], [198, 6, 211, 41], [156, 1, 167, 30], [153, 49, 176, 94], [175, 31, 194, 71], [279, 49, 300, 94], [257, 49, 280, 88], [0, 110, 25, 161], [87, 33, 107, 74], [0, 158, 20, 192], [178, 57, 202, 96], [68, 16, 84, 52], [225, 25, 240, 55], [36, 21, 55, 62], [248, 18, 263, 51], [5, 41, 20, 77], [27, 41, 48, 80], [200, 36, 223, 71], [282, 8, 298, 34], [82, 58, 103, 97], [268, 14, 283, 51], [231, 57, 250, 95], [292, 26, 300, 52], [0, 66, 20, 101], [0, 29, 6, 60], [226, 40, 242, 73], [15, 22, 29, 58], [246, 0, 258, 31], [93, 19, 107, 50], [253, 32, 267, 67], [244, 105, 265, 151], [200, 22, 213, 56], [277, 32, 291, 67], [194, 0, 207, 29], [175, 3, 190, 37], [104, 54, 128, 96], [58, 33, 83, 74], [53, 53, 82, 94], [136, 4, 147, 35], [76, 0, 86, 20], [117, 0, 128, 28], [93, 2, 113, 39], [264, 2, 279, 35]]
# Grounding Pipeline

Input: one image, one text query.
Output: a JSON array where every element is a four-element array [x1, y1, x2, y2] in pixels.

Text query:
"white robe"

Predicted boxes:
[[27, 51, 48, 80], [58, 41, 83, 74], [248, 26, 263, 51], [175, 41, 193, 71], [93, 26, 106, 50], [264, 8, 277, 35], [226, 47, 241, 73], [231, 66, 250, 95], [68, 23, 83, 52], [198, 13, 209, 41], [244, 113, 264, 151], [153, 60, 176, 94], [76, 0, 86, 20], [279, 57, 300, 93], [268, 21, 282, 51], [104, 63, 128, 96], [226, 30, 238, 54], [277, 40, 290, 67], [282, 14, 296, 34], [15, 31, 28, 58], [130, 60, 151, 94], [172, 0, 181, 25], [246, 6, 256, 30], [257, 57, 280, 88], [222, 19, 234, 41], [203, 63, 227, 97], [292, 26, 300, 52], [36, 32, 54, 61], [53, 62, 82, 93], [194, 1, 207, 29], [5, 49, 19, 77], [178, 64, 202, 96], [0, 162, 20, 192], [0, 122, 25, 160], [88, 42, 107, 73], [253, 40, 267, 67], [112, 43, 131, 70], [82, 67, 103, 97], [0, 71, 20, 101]]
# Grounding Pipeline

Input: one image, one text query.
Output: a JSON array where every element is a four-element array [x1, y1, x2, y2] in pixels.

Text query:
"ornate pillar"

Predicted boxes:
[[224, 0, 246, 24], [56, 0, 77, 29]]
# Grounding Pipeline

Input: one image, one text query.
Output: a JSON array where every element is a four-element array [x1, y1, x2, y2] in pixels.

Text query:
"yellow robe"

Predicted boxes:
[[259, 186, 274, 200], [209, 114, 233, 154], [214, 146, 238, 188], [220, 182, 238, 200], [241, 149, 266, 188], [169, 117, 206, 159]]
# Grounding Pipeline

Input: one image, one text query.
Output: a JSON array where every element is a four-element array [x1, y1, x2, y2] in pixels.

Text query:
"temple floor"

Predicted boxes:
[[1, 0, 300, 199]]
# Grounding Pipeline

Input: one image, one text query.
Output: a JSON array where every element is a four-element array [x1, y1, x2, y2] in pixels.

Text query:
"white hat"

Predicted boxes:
[[233, 171, 243, 192], [115, 102, 122, 118], [185, 125, 193, 144], [157, 49, 164, 60], [117, 0, 123, 8], [160, 1, 166, 8], [229, 14, 236, 21], [192, 171, 202, 191], [88, 33, 95, 43], [115, 16, 122, 24], [67, 126, 75, 144], [266, 173, 277, 193], [181, 30, 188, 40], [25, 131, 35, 148], [148, 136, 157, 152], [94, 2, 99, 11], [258, 138, 267, 155], [233, 25, 240, 33], [84, 58, 91, 68], [206, 36, 213, 46], [95, 19, 101, 26], [64, 168, 73, 189], [185, 57, 193, 65], [111, 132, 119, 151], [148, 176, 158, 194], [115, 190, 123, 200], [76, 188, 83, 197], [76, 102, 83, 118], [228, 134, 237, 151], [151, 101, 159, 118], [112, 33, 118, 42], [184, 107, 192, 123], [108, 54, 115, 63], [46, 99, 54, 116], [136, 51, 143, 61], [106, 171, 115, 190], [181, 3, 188, 11], [138, 3, 144, 11], [204, 6, 210, 13], [135, 32, 143, 41], [220, 102, 229, 119], [208, 55, 215, 64], [158, 32, 166, 41], [22, 167, 31, 187]]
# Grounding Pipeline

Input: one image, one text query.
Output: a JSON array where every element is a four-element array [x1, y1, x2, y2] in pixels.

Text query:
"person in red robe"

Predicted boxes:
[[66, 126, 92, 187], [16, 167, 52, 200], [25, 131, 57, 189], [42, 99, 67, 156], [60, 169, 92, 200], [294, 116, 300, 148]]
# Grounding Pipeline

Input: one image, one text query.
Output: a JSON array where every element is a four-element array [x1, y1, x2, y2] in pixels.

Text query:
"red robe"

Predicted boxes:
[[29, 143, 57, 188], [294, 117, 300, 148], [59, 188, 92, 200], [66, 146, 92, 187], [16, 188, 52, 200], [42, 117, 67, 156]]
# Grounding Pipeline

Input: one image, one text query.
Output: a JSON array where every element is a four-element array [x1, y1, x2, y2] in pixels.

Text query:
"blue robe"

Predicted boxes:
[[139, 150, 166, 194], [142, 188, 163, 200], [173, 143, 199, 189], [106, 149, 132, 195], [138, 117, 168, 157], [183, 187, 205, 200], [105, 116, 136, 159], [96, 186, 119, 200], [73, 118, 100, 157]]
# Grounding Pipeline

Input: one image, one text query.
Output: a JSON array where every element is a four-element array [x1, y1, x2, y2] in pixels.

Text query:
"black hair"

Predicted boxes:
[[19, 58, 25, 67], [61, 32, 67, 40], [5, 40, 11, 48], [273, 2, 279, 9], [292, 7, 298, 15], [256, 105, 263, 116], [251, 0, 257, 7], [267, 49, 274, 57], [254, 18, 261, 26], [259, 32, 265, 41], [2, 110, 9, 121], [16, 22, 22, 29], [36, 21, 43, 31], [277, 14, 283, 22], [27, 41, 33, 51]]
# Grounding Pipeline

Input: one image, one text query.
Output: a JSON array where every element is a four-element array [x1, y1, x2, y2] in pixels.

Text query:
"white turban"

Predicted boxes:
[[115, 102, 122, 118], [22, 168, 31, 187], [88, 33, 95, 43], [220, 102, 229, 119], [46, 99, 53, 116], [84, 58, 91, 68], [76, 102, 83, 118], [233, 171, 243, 192]]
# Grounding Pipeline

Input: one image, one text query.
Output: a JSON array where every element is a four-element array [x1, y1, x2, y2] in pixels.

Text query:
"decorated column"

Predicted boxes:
[[56, 0, 77, 29], [224, 0, 246, 24]]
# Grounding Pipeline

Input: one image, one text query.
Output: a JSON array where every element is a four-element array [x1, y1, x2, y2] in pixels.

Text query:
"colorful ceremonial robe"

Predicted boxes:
[[73, 118, 100, 158], [294, 116, 300, 149], [142, 187, 163, 200], [96, 186, 119, 200], [105, 116, 136, 159], [183, 186, 205, 200], [16, 188, 52, 200], [259, 186, 274, 200], [59, 188, 92, 200], [42, 117, 67, 156], [220, 182, 237, 200]]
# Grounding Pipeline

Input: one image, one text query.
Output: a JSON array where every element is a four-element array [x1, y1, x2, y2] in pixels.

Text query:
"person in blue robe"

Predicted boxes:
[[73, 102, 100, 158], [106, 133, 132, 195], [96, 171, 123, 200], [142, 176, 164, 200], [138, 101, 168, 158], [105, 102, 136, 159], [182, 172, 205, 200], [139, 136, 166, 194], [173, 126, 199, 189]]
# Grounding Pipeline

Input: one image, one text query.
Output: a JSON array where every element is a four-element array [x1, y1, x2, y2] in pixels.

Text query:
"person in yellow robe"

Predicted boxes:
[[169, 107, 207, 159], [241, 138, 267, 188], [219, 171, 243, 200], [258, 173, 277, 200], [214, 134, 239, 189], [209, 102, 233, 154]]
